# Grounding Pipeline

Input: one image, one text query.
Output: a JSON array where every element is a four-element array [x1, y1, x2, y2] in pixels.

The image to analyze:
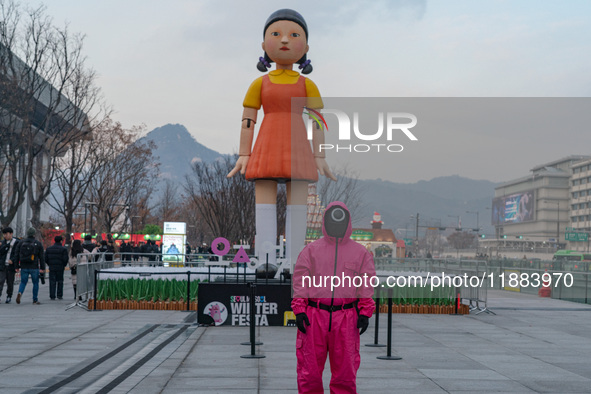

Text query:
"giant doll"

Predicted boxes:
[[227, 9, 335, 270]]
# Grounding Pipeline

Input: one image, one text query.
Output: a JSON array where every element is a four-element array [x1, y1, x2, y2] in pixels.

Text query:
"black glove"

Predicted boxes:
[[357, 315, 369, 335], [40, 271, 46, 285], [296, 313, 310, 334]]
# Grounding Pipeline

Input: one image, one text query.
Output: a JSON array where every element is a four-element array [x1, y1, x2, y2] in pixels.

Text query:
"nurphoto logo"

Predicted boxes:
[[305, 109, 418, 153]]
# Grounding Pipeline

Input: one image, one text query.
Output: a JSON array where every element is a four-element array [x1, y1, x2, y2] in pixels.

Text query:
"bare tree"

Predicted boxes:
[[177, 197, 214, 247], [0, 1, 104, 235], [185, 155, 255, 245], [447, 231, 476, 257], [86, 123, 158, 234], [49, 117, 111, 242], [316, 164, 364, 223], [155, 180, 181, 222]]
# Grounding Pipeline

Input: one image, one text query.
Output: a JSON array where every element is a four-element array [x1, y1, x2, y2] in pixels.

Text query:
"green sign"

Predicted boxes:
[[403, 238, 413, 246], [351, 230, 374, 241], [565, 232, 589, 242]]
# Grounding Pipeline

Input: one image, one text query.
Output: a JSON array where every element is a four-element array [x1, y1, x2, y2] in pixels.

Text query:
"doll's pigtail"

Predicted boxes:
[[297, 55, 313, 74], [257, 53, 272, 72]]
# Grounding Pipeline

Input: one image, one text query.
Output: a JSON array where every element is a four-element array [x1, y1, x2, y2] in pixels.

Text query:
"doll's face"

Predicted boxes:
[[262, 20, 308, 67]]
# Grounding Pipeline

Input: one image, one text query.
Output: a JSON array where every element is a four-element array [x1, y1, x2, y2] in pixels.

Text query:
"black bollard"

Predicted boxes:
[[366, 292, 385, 348], [266, 253, 269, 285], [377, 288, 402, 360], [93, 269, 98, 311], [186, 271, 191, 311], [241, 282, 265, 357]]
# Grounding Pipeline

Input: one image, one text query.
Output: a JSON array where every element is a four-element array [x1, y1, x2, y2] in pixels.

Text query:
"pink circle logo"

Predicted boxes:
[[212, 237, 231, 256]]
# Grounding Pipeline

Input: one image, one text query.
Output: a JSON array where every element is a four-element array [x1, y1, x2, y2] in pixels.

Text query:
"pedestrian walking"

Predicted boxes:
[[0, 227, 20, 303], [15, 227, 46, 305], [45, 235, 69, 300]]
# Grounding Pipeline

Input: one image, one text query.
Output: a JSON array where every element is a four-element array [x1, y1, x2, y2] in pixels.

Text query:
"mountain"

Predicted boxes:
[[400, 175, 496, 201], [141, 124, 223, 183], [356, 176, 498, 237]]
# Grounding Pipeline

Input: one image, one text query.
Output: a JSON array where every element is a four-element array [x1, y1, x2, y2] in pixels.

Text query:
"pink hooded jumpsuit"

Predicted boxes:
[[292, 201, 376, 394]]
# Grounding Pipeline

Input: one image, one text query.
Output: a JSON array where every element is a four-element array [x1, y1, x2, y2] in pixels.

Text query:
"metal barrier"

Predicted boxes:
[[375, 258, 493, 315], [66, 252, 115, 311], [444, 260, 494, 315], [116, 252, 245, 267], [66, 252, 290, 311]]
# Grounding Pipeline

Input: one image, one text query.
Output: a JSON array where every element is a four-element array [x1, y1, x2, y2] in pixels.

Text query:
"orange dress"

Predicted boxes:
[[245, 74, 319, 183]]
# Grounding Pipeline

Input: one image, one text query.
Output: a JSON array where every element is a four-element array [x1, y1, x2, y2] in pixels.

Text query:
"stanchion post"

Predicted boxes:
[[377, 287, 401, 360], [93, 269, 98, 311], [241, 282, 265, 358], [585, 274, 588, 305], [366, 287, 385, 348], [186, 271, 191, 311]]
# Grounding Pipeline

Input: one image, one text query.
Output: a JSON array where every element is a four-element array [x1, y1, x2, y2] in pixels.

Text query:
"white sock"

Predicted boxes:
[[286, 205, 308, 270], [255, 204, 277, 266]]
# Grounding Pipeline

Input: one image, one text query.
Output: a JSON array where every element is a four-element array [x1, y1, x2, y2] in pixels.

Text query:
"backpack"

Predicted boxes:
[[19, 239, 36, 263], [99, 245, 113, 262]]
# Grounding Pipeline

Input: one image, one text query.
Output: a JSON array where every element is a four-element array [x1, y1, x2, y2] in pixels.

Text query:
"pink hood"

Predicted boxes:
[[321, 201, 353, 244]]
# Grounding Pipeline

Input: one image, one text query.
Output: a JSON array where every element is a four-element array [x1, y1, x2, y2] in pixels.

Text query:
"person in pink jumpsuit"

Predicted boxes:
[[292, 201, 376, 393]]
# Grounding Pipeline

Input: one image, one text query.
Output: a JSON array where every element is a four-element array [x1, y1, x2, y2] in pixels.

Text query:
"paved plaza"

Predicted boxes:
[[0, 276, 590, 393]]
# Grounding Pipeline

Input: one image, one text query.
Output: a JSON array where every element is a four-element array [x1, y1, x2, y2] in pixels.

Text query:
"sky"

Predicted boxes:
[[18, 0, 591, 183]]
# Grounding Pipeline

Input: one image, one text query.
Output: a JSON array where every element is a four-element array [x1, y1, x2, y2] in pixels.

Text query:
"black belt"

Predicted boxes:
[[308, 300, 357, 312]]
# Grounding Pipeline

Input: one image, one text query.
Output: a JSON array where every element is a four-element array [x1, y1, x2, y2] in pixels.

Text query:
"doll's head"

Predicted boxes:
[[257, 9, 313, 74]]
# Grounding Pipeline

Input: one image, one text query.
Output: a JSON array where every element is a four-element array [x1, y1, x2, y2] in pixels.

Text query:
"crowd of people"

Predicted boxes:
[[0, 227, 218, 304], [0, 227, 69, 304]]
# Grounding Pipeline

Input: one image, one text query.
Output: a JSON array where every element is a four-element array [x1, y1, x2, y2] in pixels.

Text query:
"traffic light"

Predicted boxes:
[[501, 235, 507, 239], [480, 234, 486, 238], [515, 235, 523, 239]]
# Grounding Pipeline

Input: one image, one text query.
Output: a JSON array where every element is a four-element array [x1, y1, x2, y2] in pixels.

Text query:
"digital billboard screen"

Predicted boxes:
[[492, 190, 535, 225]]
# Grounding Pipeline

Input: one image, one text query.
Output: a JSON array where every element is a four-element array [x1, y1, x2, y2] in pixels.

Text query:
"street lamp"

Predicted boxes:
[[465, 211, 480, 231], [448, 215, 461, 230], [410, 213, 419, 256], [466, 210, 480, 254]]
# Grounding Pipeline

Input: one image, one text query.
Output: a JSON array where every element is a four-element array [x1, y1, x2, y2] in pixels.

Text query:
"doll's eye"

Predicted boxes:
[[271, 32, 279, 36], [291, 33, 300, 37]]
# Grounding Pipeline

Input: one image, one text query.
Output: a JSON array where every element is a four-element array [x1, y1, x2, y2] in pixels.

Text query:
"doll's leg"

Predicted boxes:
[[255, 180, 278, 266], [286, 181, 309, 270]]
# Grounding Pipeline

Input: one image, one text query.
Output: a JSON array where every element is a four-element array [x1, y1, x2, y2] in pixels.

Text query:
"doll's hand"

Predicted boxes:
[[227, 156, 250, 177], [315, 158, 337, 181]]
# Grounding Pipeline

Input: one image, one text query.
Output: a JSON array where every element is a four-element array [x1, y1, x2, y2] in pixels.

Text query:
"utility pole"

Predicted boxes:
[[466, 210, 479, 231], [415, 213, 419, 256]]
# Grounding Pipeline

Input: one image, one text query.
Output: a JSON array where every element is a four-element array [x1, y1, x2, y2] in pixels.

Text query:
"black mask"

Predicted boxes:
[[324, 206, 349, 238]]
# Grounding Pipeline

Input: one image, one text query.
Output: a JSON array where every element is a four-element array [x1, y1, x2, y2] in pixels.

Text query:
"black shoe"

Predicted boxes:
[[58, 297, 63, 300], [5, 297, 11, 304], [16, 293, 21, 304], [50, 298, 56, 300], [33, 300, 41, 305]]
